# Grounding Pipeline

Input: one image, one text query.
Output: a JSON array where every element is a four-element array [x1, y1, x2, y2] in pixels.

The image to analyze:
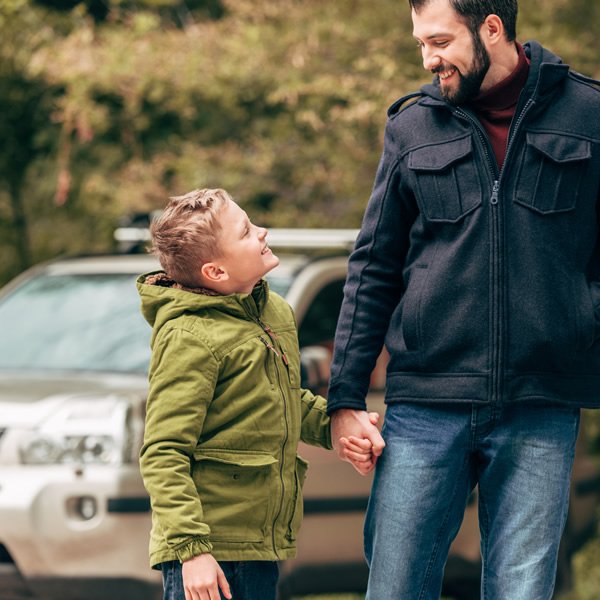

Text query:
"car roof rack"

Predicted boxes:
[[114, 227, 359, 253]]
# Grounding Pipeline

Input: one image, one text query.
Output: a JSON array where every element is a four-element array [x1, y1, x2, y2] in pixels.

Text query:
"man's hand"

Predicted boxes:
[[331, 409, 385, 475], [182, 553, 232, 600]]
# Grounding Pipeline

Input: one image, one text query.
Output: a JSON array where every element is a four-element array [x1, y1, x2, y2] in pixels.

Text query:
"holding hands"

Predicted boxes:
[[333, 409, 386, 475]]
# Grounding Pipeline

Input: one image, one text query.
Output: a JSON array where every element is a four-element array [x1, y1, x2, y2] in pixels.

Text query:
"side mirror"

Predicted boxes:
[[300, 345, 332, 395]]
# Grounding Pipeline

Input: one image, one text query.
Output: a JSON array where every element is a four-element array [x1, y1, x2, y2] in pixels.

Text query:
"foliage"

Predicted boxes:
[[1, 0, 599, 286]]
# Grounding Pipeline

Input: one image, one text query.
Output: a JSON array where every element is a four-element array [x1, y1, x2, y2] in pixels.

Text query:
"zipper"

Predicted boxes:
[[257, 317, 289, 366], [454, 99, 535, 403], [254, 316, 290, 556], [269, 338, 289, 557]]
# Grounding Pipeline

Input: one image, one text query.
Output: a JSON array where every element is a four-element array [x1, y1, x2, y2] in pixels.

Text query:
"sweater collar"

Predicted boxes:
[[469, 42, 530, 112]]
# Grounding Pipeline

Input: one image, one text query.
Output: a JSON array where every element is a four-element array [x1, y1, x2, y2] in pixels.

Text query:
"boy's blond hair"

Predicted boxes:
[[150, 188, 230, 287]]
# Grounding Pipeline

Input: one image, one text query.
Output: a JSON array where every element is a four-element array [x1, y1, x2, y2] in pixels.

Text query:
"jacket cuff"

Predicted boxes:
[[174, 537, 213, 563], [326, 381, 369, 416]]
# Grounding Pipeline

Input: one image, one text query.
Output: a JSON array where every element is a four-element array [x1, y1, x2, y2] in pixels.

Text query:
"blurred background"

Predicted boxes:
[[1, 1, 600, 598], [1, 0, 599, 287]]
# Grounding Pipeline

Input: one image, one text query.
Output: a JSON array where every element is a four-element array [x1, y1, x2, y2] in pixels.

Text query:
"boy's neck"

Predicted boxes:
[[201, 278, 262, 296]]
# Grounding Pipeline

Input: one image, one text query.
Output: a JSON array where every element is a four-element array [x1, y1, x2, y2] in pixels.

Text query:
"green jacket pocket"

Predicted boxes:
[[192, 449, 277, 543]]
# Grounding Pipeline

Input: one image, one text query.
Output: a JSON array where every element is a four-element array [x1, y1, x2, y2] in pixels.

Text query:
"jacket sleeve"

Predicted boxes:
[[327, 116, 418, 414], [139, 326, 218, 561], [299, 389, 332, 449]]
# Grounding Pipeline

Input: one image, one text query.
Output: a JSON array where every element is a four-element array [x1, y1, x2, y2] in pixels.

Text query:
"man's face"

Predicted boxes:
[[412, 0, 491, 105]]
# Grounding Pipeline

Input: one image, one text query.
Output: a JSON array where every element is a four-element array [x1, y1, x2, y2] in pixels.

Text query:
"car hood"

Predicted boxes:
[[0, 371, 148, 426]]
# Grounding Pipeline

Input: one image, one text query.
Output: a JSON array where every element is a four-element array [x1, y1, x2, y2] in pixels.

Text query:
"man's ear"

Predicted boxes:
[[481, 14, 504, 46], [200, 262, 229, 283]]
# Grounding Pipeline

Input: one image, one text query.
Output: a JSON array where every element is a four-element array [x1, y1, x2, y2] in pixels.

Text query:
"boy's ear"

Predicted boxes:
[[200, 261, 229, 283]]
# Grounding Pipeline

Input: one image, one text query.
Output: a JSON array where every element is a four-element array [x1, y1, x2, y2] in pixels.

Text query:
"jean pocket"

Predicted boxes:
[[514, 132, 591, 214], [408, 135, 483, 223]]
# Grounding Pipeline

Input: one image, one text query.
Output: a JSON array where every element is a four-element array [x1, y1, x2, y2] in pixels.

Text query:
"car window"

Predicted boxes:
[[298, 279, 344, 349], [0, 273, 151, 373], [265, 273, 294, 298]]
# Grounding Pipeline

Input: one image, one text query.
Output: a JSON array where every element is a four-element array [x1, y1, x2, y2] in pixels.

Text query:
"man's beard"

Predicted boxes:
[[438, 31, 491, 105]]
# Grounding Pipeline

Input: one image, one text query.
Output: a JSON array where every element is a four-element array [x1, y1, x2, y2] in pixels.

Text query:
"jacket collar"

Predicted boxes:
[[137, 271, 270, 329]]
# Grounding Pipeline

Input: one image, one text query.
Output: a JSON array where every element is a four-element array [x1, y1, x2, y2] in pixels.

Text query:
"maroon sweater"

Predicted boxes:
[[470, 43, 530, 169]]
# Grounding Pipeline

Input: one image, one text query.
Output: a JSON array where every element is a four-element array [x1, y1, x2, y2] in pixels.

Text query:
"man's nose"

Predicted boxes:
[[422, 49, 441, 72]]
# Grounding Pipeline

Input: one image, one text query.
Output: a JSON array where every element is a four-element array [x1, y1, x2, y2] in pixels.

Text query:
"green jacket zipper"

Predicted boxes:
[[255, 317, 290, 558]]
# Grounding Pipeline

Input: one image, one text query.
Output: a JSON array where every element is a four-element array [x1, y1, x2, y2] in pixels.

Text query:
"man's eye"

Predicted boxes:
[[435, 41, 449, 47]]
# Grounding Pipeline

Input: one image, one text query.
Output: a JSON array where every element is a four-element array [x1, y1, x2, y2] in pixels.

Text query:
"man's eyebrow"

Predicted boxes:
[[414, 31, 452, 40]]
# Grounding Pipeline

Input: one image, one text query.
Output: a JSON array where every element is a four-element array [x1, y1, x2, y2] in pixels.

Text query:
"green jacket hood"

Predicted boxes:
[[136, 271, 269, 339]]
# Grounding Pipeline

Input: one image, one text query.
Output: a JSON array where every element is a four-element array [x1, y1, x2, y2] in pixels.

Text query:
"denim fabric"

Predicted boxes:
[[161, 559, 278, 600], [364, 402, 580, 600]]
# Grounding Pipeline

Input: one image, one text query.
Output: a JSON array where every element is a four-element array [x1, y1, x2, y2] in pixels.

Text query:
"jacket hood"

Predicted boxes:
[[136, 271, 269, 333], [419, 41, 569, 106]]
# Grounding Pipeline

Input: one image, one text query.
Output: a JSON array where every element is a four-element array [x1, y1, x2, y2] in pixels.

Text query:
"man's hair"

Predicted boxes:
[[149, 188, 231, 288], [409, 0, 518, 42]]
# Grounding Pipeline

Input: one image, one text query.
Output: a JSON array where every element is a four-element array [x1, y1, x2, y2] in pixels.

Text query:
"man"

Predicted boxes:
[[327, 0, 600, 598]]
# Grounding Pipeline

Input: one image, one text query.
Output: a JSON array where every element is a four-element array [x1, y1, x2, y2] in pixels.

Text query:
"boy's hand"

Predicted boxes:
[[336, 411, 383, 476], [182, 553, 232, 600], [340, 435, 377, 475]]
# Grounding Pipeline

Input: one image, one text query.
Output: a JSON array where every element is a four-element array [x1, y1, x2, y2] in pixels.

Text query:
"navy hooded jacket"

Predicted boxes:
[[328, 42, 600, 412]]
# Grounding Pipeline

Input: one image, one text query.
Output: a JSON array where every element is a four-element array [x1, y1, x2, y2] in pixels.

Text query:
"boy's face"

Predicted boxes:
[[210, 200, 280, 294]]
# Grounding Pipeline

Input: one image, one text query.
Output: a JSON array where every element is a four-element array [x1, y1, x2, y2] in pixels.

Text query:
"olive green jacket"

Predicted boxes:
[[137, 273, 331, 567]]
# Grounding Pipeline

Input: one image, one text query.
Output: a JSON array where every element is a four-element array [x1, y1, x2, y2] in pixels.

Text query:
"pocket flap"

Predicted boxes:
[[408, 136, 472, 171], [526, 132, 591, 163], [193, 448, 278, 467]]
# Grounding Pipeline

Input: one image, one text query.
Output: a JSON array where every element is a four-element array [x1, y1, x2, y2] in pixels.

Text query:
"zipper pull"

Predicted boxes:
[[264, 323, 277, 339], [491, 180, 499, 205], [260, 336, 280, 357]]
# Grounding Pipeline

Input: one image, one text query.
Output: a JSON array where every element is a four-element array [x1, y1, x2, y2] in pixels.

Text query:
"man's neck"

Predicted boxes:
[[469, 43, 530, 169], [480, 41, 520, 94]]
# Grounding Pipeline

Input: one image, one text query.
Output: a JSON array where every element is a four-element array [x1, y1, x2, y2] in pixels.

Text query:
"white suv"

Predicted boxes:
[[0, 230, 597, 600]]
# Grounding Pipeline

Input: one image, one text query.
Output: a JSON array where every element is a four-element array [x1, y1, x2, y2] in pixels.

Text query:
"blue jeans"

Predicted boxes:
[[364, 402, 580, 600], [160, 559, 278, 600]]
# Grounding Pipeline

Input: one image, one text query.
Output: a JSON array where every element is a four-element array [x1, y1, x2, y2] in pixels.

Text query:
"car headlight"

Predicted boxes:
[[19, 395, 133, 465]]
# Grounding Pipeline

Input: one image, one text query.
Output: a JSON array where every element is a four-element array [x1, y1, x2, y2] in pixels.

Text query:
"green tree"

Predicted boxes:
[[0, 0, 59, 279], [1, 0, 599, 286]]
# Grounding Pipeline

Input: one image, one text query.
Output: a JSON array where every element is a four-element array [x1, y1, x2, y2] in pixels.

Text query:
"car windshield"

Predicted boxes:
[[0, 270, 295, 374], [264, 274, 293, 298], [0, 273, 151, 373]]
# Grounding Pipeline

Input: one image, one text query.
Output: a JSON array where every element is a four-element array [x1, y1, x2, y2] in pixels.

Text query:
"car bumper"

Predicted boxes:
[[0, 464, 160, 595]]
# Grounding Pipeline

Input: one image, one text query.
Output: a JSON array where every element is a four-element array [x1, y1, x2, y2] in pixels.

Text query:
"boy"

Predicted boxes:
[[137, 188, 375, 600]]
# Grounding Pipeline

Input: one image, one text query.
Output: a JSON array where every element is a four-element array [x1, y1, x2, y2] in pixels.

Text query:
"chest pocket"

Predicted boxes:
[[408, 135, 483, 223], [514, 132, 591, 214]]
